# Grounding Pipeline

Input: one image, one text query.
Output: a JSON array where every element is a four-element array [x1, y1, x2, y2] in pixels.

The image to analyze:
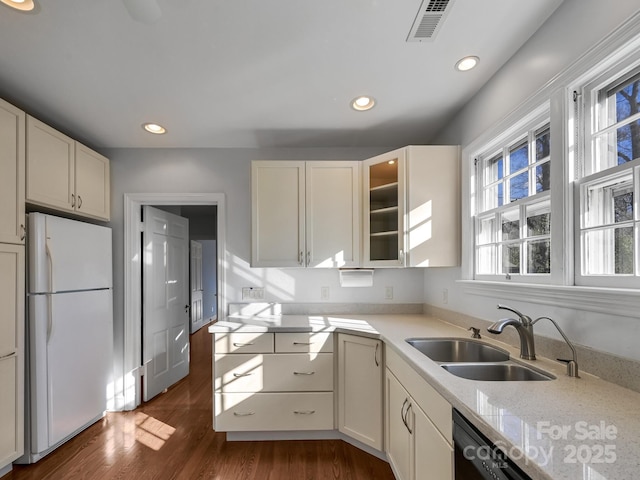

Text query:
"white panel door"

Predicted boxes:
[[190, 240, 203, 334], [44, 290, 112, 448], [0, 98, 25, 245], [306, 161, 360, 267], [143, 206, 190, 401]]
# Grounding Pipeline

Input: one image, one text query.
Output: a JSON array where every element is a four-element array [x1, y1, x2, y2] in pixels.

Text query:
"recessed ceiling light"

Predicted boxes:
[[1, 0, 35, 11], [142, 123, 166, 135], [351, 96, 376, 111], [455, 56, 479, 72]]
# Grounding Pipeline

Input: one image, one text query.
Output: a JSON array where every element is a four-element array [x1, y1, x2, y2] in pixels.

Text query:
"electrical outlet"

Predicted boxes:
[[442, 288, 448, 304], [321, 286, 330, 300], [385, 286, 394, 300], [242, 287, 265, 300]]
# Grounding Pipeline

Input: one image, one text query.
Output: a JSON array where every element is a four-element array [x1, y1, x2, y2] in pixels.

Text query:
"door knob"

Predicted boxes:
[[185, 304, 190, 313]]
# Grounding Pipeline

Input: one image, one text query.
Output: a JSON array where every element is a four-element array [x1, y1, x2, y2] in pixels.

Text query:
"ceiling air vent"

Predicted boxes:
[[407, 0, 455, 42]]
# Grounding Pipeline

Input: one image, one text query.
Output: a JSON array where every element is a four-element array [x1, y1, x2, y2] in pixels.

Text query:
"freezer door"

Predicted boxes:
[[29, 213, 112, 293], [29, 290, 112, 452]]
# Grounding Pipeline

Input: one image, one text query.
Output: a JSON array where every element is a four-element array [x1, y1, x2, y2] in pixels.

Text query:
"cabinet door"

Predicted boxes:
[[414, 403, 454, 480], [75, 142, 110, 220], [0, 99, 25, 245], [338, 334, 383, 450], [363, 149, 406, 267], [0, 244, 24, 467], [386, 370, 412, 480], [251, 161, 305, 267], [306, 161, 360, 267], [26, 116, 75, 212], [406, 146, 460, 267]]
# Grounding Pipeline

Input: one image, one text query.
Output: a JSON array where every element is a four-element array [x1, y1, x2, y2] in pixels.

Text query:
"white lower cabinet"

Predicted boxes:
[[213, 332, 334, 432], [385, 348, 453, 480], [0, 244, 24, 469], [337, 333, 383, 451]]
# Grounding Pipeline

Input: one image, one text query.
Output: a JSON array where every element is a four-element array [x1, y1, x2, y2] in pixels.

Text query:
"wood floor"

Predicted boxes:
[[7, 326, 395, 480]]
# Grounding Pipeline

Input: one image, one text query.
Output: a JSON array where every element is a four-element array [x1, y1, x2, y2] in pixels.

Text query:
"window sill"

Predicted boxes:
[[457, 280, 640, 318]]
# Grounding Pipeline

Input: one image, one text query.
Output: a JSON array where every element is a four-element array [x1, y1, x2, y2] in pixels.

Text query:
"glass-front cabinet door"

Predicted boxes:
[[363, 149, 406, 267]]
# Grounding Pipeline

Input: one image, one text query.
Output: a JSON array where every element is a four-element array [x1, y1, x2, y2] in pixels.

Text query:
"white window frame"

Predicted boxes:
[[573, 46, 640, 288], [459, 14, 640, 316], [474, 112, 553, 284]]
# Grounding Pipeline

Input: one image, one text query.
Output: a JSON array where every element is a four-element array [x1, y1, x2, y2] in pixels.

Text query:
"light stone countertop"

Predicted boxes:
[[209, 313, 640, 480]]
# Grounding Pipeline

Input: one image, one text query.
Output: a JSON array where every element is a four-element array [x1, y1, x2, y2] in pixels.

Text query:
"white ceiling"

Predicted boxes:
[[0, 0, 563, 149]]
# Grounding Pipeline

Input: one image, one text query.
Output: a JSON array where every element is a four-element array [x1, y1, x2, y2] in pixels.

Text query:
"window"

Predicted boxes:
[[475, 116, 551, 282], [576, 56, 640, 287]]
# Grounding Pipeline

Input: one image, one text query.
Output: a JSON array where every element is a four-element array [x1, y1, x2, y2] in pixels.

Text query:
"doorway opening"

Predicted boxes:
[[122, 193, 226, 410]]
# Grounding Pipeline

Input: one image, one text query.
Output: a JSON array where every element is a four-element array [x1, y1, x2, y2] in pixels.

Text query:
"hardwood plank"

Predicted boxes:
[[7, 326, 394, 480]]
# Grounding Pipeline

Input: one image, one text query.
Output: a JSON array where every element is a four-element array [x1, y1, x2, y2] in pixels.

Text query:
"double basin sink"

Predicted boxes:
[[406, 338, 554, 381]]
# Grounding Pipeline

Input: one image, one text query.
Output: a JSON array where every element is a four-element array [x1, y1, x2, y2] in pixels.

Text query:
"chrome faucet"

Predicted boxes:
[[532, 316, 580, 378], [487, 304, 536, 360]]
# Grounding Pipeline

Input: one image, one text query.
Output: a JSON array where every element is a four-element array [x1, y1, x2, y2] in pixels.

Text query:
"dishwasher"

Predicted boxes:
[[453, 409, 532, 480]]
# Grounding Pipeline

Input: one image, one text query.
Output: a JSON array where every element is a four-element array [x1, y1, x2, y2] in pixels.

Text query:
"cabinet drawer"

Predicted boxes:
[[275, 332, 333, 353], [214, 332, 274, 354], [214, 353, 334, 393], [214, 392, 334, 431]]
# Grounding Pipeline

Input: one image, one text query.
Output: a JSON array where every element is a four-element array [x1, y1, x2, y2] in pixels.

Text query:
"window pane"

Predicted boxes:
[[477, 217, 495, 245], [535, 161, 551, 192], [536, 128, 550, 161], [583, 226, 634, 275], [527, 206, 551, 237], [584, 172, 633, 227], [612, 77, 640, 125], [510, 172, 529, 202], [486, 155, 504, 183], [502, 210, 519, 240], [527, 239, 551, 274], [616, 119, 640, 164], [509, 143, 528, 173], [502, 244, 520, 274], [483, 183, 504, 211], [614, 191, 633, 222], [477, 246, 495, 274]]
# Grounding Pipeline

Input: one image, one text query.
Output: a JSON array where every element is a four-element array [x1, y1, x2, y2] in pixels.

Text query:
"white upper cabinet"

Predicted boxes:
[[26, 116, 110, 221], [0, 98, 25, 245], [363, 146, 460, 268], [251, 160, 360, 268], [74, 142, 110, 220]]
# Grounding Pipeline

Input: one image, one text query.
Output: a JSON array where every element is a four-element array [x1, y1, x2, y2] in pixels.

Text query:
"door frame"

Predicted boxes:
[[123, 193, 226, 410]]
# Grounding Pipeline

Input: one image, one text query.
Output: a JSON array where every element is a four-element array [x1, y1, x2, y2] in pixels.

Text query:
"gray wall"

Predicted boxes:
[[105, 147, 426, 392], [427, 0, 640, 361]]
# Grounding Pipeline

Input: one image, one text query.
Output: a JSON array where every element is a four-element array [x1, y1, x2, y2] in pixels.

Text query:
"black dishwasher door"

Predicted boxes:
[[453, 409, 531, 480]]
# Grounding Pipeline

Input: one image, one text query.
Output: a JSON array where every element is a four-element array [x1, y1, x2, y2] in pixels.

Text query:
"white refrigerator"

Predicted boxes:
[[17, 213, 113, 464]]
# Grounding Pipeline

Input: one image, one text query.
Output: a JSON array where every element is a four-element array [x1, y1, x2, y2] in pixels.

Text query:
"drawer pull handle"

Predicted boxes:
[[294, 410, 316, 415], [233, 411, 255, 417], [233, 373, 253, 378], [293, 371, 315, 376], [293, 342, 312, 346], [233, 342, 255, 347]]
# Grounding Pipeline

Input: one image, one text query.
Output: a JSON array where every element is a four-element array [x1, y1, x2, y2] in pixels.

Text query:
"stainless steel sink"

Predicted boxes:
[[441, 363, 554, 381], [406, 338, 510, 363]]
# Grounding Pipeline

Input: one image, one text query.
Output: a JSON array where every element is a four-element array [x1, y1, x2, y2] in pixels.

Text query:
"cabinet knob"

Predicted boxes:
[[71, 194, 76, 207], [374, 342, 380, 366], [299, 251, 304, 265], [293, 410, 316, 415], [77, 195, 83, 209], [20, 224, 26, 241]]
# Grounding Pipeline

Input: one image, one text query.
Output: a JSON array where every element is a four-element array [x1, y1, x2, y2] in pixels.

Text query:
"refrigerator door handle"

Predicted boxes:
[[47, 294, 53, 342], [45, 234, 55, 293]]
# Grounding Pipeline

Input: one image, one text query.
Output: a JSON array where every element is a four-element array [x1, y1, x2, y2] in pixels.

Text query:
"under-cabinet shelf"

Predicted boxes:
[[370, 206, 399, 215], [370, 231, 398, 237]]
